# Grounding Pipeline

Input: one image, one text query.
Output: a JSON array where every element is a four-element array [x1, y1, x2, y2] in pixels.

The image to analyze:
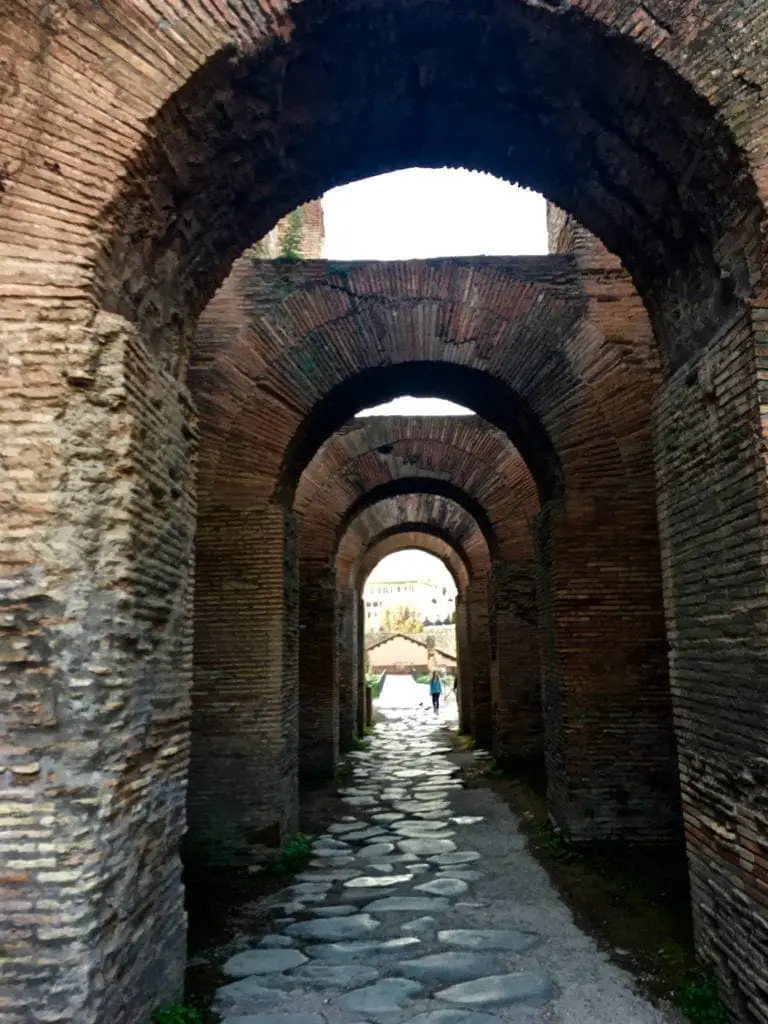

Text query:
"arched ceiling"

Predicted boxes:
[[72, 0, 764, 363], [191, 258, 657, 514], [355, 527, 470, 593], [335, 493, 490, 586], [295, 416, 538, 564]]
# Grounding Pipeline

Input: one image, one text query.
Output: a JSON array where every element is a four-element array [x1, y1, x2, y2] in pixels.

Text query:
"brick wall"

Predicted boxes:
[[0, 315, 195, 1024], [298, 565, 339, 779], [466, 579, 492, 748], [455, 594, 473, 733], [336, 586, 359, 750], [655, 310, 768, 1019], [190, 503, 299, 863], [491, 560, 542, 761]]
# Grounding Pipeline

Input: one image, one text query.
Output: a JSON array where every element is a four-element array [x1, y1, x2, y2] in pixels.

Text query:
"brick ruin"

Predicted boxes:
[[1, 2, 768, 1022]]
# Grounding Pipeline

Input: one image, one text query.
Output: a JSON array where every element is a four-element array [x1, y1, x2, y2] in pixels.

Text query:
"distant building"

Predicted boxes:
[[363, 577, 454, 630]]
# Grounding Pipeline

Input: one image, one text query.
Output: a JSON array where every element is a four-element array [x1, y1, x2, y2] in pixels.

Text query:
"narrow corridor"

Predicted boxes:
[[211, 680, 676, 1024]]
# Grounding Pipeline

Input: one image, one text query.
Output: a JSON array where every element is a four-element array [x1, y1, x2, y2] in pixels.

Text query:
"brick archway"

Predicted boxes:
[[2, 2, 768, 1019], [337, 492, 492, 749]]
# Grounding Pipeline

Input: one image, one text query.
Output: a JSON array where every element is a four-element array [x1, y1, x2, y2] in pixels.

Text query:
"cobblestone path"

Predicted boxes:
[[211, 678, 677, 1024]]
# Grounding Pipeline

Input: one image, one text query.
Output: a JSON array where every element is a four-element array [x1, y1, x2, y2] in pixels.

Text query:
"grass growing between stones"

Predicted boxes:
[[265, 833, 314, 875], [152, 1004, 204, 1024], [452, 742, 710, 1019]]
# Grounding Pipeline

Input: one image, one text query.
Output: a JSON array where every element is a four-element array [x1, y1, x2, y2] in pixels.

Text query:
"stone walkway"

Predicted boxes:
[[212, 678, 678, 1024]]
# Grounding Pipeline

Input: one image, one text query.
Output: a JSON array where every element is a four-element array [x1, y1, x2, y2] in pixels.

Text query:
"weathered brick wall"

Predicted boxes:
[[190, 503, 300, 862], [491, 560, 542, 761], [466, 579, 492, 749], [0, 315, 195, 1024], [250, 201, 325, 259], [455, 594, 473, 734], [336, 585, 358, 750], [298, 566, 339, 778], [655, 309, 768, 1020], [542, 491, 681, 842]]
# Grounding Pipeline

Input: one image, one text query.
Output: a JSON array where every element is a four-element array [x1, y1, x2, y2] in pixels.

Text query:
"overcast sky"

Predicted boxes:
[[367, 550, 457, 593], [322, 168, 547, 416]]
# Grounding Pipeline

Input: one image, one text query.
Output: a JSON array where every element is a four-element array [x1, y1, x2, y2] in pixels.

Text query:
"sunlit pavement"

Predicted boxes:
[[375, 673, 458, 727]]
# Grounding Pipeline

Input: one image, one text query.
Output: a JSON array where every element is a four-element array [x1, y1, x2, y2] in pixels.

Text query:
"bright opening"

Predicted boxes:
[[356, 396, 472, 417], [322, 167, 548, 261]]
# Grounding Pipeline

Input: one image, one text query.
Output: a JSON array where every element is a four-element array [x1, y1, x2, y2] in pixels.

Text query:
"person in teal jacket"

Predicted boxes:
[[429, 671, 443, 713]]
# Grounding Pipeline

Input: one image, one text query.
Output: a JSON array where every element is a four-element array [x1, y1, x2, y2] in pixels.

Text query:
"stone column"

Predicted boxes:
[[190, 502, 300, 860], [491, 560, 542, 762], [298, 565, 339, 779], [467, 579, 492, 748], [336, 584, 358, 751]]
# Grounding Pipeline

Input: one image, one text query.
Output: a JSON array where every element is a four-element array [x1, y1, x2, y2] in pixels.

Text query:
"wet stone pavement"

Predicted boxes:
[[212, 686, 677, 1024]]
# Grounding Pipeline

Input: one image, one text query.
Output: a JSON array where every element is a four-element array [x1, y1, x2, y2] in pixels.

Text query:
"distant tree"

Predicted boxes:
[[280, 208, 303, 260], [381, 604, 425, 633]]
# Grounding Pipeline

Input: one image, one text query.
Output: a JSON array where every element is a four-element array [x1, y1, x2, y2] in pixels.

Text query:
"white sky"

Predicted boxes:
[[321, 168, 547, 417], [367, 550, 457, 594]]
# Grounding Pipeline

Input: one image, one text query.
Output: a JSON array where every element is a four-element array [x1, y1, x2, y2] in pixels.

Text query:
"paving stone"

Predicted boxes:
[[288, 964, 380, 988], [358, 842, 396, 859], [395, 822, 454, 837], [397, 952, 503, 984], [415, 877, 469, 897], [363, 896, 450, 913], [214, 977, 289, 1009], [339, 978, 424, 1013], [450, 816, 484, 825], [429, 851, 480, 866], [223, 1014, 326, 1024], [258, 935, 295, 948], [313, 838, 352, 855], [400, 838, 456, 856], [222, 948, 308, 978], [329, 822, 362, 835], [404, 1011, 501, 1024], [401, 916, 438, 934], [284, 913, 381, 941], [312, 905, 357, 917], [372, 812, 405, 823], [274, 902, 304, 915], [345, 874, 413, 888], [344, 827, 388, 841], [437, 929, 540, 953], [305, 936, 422, 961], [435, 972, 557, 1007]]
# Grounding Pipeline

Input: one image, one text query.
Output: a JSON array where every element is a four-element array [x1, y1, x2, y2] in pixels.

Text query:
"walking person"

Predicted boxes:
[[429, 670, 443, 714]]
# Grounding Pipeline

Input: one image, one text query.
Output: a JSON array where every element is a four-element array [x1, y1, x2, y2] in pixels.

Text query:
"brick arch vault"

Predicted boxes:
[[355, 528, 472, 736], [2, 1, 768, 1020], [339, 496, 491, 752]]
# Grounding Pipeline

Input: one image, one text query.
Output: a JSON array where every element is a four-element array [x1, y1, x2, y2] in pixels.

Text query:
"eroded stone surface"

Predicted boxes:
[[397, 951, 502, 984], [339, 977, 424, 1013], [284, 914, 380, 941], [435, 972, 557, 1006], [222, 948, 307, 978], [437, 929, 540, 953]]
